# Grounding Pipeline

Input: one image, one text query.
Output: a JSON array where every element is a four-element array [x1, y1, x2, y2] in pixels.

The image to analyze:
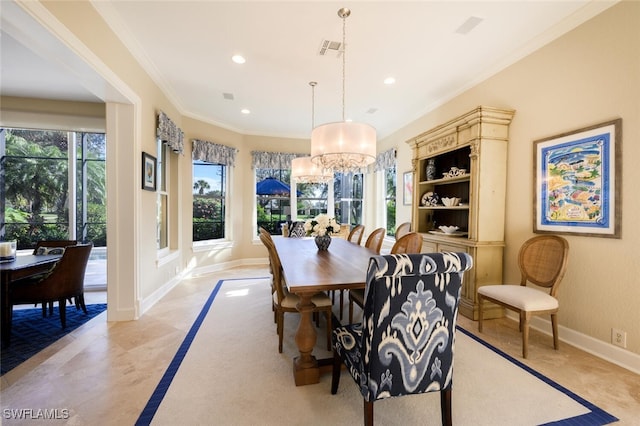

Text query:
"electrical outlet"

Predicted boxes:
[[611, 328, 627, 348]]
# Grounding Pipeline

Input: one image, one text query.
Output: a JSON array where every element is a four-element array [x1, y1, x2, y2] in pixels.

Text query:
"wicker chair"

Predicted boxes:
[[259, 231, 333, 353], [394, 222, 411, 240], [332, 252, 473, 426], [477, 235, 569, 358], [347, 225, 365, 245]]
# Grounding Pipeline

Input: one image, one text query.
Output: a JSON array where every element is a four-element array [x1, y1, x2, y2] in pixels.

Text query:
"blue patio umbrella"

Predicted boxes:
[[256, 177, 301, 196]]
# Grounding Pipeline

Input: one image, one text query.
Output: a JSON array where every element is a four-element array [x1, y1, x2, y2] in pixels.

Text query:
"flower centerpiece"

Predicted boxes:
[[304, 214, 339, 250]]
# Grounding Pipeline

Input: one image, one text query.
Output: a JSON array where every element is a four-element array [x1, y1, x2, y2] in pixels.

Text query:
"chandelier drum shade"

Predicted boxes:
[[310, 121, 376, 172], [291, 156, 333, 183], [310, 7, 377, 174]]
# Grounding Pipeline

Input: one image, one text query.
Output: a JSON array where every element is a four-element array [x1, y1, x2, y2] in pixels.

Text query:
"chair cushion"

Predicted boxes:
[[273, 288, 332, 309], [478, 285, 558, 311], [36, 246, 66, 256]]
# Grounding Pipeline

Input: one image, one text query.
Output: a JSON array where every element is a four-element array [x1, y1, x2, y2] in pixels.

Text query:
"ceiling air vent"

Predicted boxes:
[[318, 39, 343, 57], [223, 92, 234, 100]]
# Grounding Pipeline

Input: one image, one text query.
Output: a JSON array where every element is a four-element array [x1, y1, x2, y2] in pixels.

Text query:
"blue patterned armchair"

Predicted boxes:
[[331, 252, 473, 426]]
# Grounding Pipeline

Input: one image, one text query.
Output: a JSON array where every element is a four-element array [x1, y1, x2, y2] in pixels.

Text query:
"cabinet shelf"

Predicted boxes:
[[419, 174, 470, 185], [418, 205, 469, 210]]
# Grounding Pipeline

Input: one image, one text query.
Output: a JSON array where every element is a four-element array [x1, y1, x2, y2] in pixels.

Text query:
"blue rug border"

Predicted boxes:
[[456, 326, 618, 425], [136, 278, 618, 426], [135, 277, 268, 426]]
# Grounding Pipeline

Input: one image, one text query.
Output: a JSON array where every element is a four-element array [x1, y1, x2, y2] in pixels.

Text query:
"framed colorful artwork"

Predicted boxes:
[[403, 171, 413, 205], [533, 118, 621, 238]]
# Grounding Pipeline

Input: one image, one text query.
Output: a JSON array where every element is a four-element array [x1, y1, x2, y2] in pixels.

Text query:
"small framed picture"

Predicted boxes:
[[142, 152, 157, 191], [533, 118, 621, 238], [403, 171, 413, 205]]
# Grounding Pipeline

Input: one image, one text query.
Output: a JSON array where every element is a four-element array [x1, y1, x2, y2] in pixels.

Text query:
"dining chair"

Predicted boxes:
[[332, 252, 473, 426], [349, 232, 423, 323], [364, 227, 386, 254], [394, 221, 411, 240], [259, 228, 277, 318], [11, 243, 93, 329], [390, 231, 423, 254], [478, 235, 569, 358], [32, 240, 78, 316], [329, 224, 366, 318], [259, 232, 333, 353], [347, 224, 365, 245], [288, 221, 306, 238], [347, 227, 386, 323]]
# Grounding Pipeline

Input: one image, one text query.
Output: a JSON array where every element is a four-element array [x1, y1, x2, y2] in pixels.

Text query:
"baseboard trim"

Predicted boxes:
[[505, 311, 640, 375]]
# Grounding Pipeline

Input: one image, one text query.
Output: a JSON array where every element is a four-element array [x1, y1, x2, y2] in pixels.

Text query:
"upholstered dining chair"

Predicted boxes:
[[288, 221, 306, 238], [477, 235, 569, 358], [347, 224, 365, 245], [32, 240, 78, 316], [348, 230, 421, 323], [11, 243, 93, 329], [259, 232, 333, 353], [332, 252, 473, 426], [394, 221, 411, 240]]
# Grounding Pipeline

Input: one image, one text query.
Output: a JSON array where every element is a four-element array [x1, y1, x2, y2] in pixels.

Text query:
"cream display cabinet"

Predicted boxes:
[[406, 106, 515, 320]]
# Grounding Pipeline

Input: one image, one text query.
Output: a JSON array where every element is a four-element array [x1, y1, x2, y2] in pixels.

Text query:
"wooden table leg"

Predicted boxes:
[[293, 291, 320, 386]]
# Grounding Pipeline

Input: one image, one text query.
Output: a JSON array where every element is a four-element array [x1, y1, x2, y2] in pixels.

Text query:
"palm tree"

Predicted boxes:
[[193, 179, 210, 195]]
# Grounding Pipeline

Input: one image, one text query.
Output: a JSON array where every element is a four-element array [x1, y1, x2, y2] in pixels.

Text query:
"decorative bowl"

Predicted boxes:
[[438, 225, 459, 234], [441, 197, 461, 207]]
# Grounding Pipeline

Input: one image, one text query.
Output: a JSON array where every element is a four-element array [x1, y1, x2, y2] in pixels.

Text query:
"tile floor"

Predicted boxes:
[[1, 265, 639, 424]]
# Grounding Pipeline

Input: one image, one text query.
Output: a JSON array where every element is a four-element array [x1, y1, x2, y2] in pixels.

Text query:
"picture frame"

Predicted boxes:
[[533, 118, 621, 238], [142, 152, 157, 191], [403, 171, 413, 205]]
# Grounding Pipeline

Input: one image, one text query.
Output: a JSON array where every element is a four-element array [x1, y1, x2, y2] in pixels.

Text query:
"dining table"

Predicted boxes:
[[272, 236, 378, 386], [1, 254, 62, 346]]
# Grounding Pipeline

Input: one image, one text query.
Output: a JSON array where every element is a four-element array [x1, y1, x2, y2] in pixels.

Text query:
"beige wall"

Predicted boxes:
[[379, 2, 640, 356], [2, 1, 637, 364]]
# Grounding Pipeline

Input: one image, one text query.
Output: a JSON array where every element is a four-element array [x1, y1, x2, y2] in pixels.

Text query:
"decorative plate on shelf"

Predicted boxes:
[[421, 191, 440, 207], [428, 230, 468, 237]]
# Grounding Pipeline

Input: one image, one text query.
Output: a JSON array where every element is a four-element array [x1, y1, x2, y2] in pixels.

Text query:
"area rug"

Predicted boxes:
[[1, 303, 107, 375], [137, 279, 617, 426]]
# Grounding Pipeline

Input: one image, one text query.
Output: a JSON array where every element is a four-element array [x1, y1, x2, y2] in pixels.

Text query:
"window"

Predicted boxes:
[[157, 139, 168, 250], [0, 128, 106, 249], [296, 181, 328, 221], [385, 166, 397, 236], [334, 172, 363, 226], [193, 160, 226, 241], [256, 168, 291, 235]]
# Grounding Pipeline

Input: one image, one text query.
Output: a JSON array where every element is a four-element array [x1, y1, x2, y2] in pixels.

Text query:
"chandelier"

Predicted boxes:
[[292, 81, 333, 183], [311, 7, 376, 174]]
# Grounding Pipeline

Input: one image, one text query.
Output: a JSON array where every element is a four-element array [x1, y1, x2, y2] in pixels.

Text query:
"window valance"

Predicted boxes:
[[375, 147, 396, 171], [192, 139, 237, 167], [251, 151, 305, 170], [156, 111, 184, 155]]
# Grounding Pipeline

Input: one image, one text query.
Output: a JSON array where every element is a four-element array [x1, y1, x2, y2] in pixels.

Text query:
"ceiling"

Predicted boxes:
[[0, 1, 616, 139]]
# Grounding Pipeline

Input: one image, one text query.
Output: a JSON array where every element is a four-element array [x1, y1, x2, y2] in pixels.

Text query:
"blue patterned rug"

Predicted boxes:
[[1, 303, 107, 375]]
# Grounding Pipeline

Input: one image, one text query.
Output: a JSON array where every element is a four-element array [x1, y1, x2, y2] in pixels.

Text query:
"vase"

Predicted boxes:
[[425, 158, 436, 181], [314, 235, 331, 251]]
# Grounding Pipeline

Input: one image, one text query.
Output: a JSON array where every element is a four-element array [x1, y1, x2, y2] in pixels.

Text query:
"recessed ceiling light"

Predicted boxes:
[[384, 77, 396, 85], [241, 109, 250, 114], [232, 55, 246, 64]]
